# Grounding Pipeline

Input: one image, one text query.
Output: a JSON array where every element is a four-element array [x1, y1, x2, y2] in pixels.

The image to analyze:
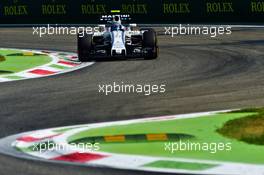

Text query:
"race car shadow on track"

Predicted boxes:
[[84, 57, 157, 62]]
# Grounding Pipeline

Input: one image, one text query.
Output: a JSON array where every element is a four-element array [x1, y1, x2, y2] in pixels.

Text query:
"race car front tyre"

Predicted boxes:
[[143, 30, 158, 60], [144, 47, 159, 60], [78, 33, 93, 62], [143, 29, 156, 47]]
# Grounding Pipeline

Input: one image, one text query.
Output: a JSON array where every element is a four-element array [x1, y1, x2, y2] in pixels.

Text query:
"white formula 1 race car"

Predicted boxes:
[[77, 15, 158, 61]]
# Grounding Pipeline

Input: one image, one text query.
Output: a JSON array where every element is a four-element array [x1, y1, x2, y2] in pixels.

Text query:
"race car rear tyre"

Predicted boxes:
[[78, 33, 93, 62], [143, 30, 158, 60]]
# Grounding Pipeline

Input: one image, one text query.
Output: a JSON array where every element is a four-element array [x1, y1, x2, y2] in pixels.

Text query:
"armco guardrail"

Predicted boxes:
[[0, 0, 263, 24]]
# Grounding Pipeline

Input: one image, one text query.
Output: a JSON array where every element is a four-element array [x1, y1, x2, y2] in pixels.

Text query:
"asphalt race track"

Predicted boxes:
[[0, 27, 264, 175]]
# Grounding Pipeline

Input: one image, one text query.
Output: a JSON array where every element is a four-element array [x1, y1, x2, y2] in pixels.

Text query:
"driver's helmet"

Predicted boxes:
[[113, 15, 121, 24], [111, 15, 123, 31]]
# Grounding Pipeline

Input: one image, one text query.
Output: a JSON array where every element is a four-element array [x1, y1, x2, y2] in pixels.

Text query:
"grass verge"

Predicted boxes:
[[217, 108, 264, 145]]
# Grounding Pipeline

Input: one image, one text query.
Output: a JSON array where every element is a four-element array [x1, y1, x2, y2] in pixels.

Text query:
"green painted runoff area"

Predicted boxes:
[[143, 160, 217, 170], [69, 112, 264, 164], [0, 49, 51, 76]]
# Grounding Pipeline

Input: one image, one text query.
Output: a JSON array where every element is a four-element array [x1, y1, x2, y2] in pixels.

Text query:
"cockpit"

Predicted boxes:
[[111, 24, 123, 32], [110, 15, 124, 32]]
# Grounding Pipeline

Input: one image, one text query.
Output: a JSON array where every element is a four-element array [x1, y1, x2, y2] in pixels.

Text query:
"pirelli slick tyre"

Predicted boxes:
[[144, 47, 159, 60], [78, 33, 93, 62], [143, 30, 158, 60]]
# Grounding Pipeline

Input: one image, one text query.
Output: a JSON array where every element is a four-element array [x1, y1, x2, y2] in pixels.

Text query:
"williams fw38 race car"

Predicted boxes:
[[77, 15, 159, 61]]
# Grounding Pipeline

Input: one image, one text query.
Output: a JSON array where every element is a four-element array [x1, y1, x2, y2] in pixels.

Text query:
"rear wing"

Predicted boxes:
[[100, 14, 132, 24]]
